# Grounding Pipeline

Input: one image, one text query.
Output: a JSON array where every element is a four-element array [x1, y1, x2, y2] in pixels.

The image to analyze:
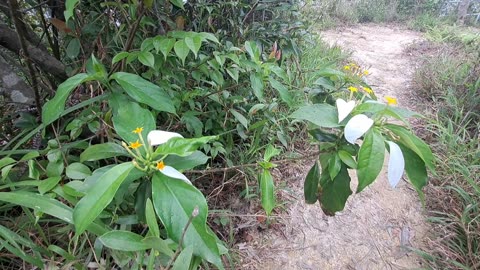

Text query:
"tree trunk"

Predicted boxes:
[[457, 0, 473, 25]]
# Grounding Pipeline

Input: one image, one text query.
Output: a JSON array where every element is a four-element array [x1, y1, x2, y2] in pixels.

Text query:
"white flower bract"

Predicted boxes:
[[336, 98, 356, 123], [147, 130, 183, 146], [387, 141, 405, 188], [160, 166, 191, 184], [344, 114, 374, 144]]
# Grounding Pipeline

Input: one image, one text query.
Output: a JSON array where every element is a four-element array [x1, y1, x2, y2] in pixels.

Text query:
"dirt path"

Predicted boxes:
[[243, 25, 431, 269]]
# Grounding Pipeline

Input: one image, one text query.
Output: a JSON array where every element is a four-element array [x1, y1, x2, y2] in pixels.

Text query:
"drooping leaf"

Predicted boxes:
[[229, 109, 248, 129], [185, 35, 202, 58], [42, 73, 90, 125], [290, 104, 340, 128], [80, 143, 129, 162], [174, 39, 189, 65], [398, 144, 428, 193], [259, 170, 275, 215], [155, 37, 176, 60], [73, 163, 134, 235], [110, 72, 175, 114], [151, 173, 223, 269], [0, 157, 15, 169], [268, 78, 293, 106], [356, 129, 385, 192], [318, 164, 352, 216], [304, 161, 320, 204]]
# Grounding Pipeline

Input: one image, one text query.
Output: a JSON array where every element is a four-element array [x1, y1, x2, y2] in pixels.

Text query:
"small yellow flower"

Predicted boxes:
[[363, 70, 369, 76], [363, 87, 373, 94], [129, 140, 142, 149], [385, 96, 398, 105], [132, 127, 143, 134], [347, 86, 358, 93], [156, 161, 165, 170], [343, 65, 351, 70]]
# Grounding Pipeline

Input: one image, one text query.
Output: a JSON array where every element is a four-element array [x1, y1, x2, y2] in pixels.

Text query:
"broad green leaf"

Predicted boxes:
[[264, 144, 280, 162], [329, 154, 341, 180], [185, 36, 202, 58], [229, 109, 248, 129], [111, 100, 156, 143], [28, 159, 39, 180], [1, 164, 14, 181], [89, 55, 107, 79], [309, 129, 338, 142], [46, 160, 64, 177], [250, 72, 264, 101], [38, 176, 62, 194], [145, 198, 160, 237], [172, 246, 194, 270], [226, 67, 239, 82], [164, 151, 210, 171], [269, 78, 293, 106], [138, 51, 155, 68], [80, 143, 129, 162], [198, 32, 219, 43], [66, 163, 91, 180], [357, 129, 385, 192], [169, 0, 184, 9], [259, 170, 275, 216], [153, 136, 217, 158], [152, 173, 223, 269], [42, 73, 89, 125], [20, 151, 40, 161], [112, 52, 129, 64], [244, 41, 259, 62], [155, 38, 176, 60], [304, 161, 320, 204], [0, 238, 43, 268], [318, 164, 352, 216], [64, 0, 79, 22], [174, 39, 189, 65], [290, 104, 340, 128], [66, 38, 80, 59], [385, 124, 435, 172], [142, 236, 174, 256], [73, 162, 134, 235], [0, 157, 15, 169], [110, 72, 175, 114], [398, 144, 428, 192], [99, 231, 150, 251], [338, 150, 357, 169]]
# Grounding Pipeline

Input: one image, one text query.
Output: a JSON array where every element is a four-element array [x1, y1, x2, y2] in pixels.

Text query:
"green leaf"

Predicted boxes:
[[111, 100, 156, 143], [198, 32, 219, 43], [0, 157, 16, 169], [42, 73, 89, 125], [99, 231, 150, 251], [385, 124, 435, 172], [20, 151, 40, 161], [145, 198, 160, 237], [66, 38, 80, 59], [229, 109, 248, 129], [169, 0, 184, 9], [356, 129, 385, 193], [138, 51, 155, 68], [80, 143, 129, 162], [38, 176, 62, 195], [154, 136, 217, 158], [28, 159, 39, 180], [309, 129, 337, 142], [66, 163, 91, 180], [244, 41, 260, 62], [185, 36, 202, 58], [112, 52, 129, 64], [173, 246, 194, 270], [259, 170, 275, 215], [155, 37, 176, 60], [304, 161, 320, 204], [338, 150, 357, 169], [152, 173, 223, 269], [398, 144, 428, 192], [263, 144, 281, 162], [269, 78, 293, 106], [329, 154, 341, 180], [64, 0, 79, 22], [318, 164, 352, 216], [164, 151, 210, 171], [290, 104, 340, 128], [73, 162, 134, 235], [250, 72, 264, 101], [174, 39, 189, 65], [226, 67, 239, 82], [110, 72, 175, 114]]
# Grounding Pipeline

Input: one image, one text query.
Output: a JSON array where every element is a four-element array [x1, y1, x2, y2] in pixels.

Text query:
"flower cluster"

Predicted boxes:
[[343, 62, 370, 77], [123, 128, 190, 184]]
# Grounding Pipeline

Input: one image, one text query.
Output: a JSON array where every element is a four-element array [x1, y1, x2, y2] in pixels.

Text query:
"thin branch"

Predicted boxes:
[[242, 0, 260, 25], [8, 0, 42, 117]]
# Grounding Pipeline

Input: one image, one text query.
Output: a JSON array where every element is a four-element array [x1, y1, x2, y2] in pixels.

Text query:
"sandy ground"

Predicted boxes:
[[241, 25, 431, 270]]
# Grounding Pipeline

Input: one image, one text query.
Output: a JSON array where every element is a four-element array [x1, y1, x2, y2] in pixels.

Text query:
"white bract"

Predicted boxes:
[[386, 141, 405, 188], [344, 114, 374, 144], [336, 98, 356, 123]]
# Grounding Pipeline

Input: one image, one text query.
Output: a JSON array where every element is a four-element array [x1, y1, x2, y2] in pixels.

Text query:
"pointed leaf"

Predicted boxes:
[[152, 173, 223, 269], [172, 246, 194, 270], [66, 162, 91, 180], [174, 39, 189, 65], [386, 141, 405, 188], [398, 144, 428, 192], [338, 150, 357, 169], [357, 129, 385, 192], [110, 72, 175, 113], [169, 0, 184, 9], [290, 104, 340, 128], [318, 164, 352, 216], [250, 72, 264, 101], [38, 176, 62, 194], [304, 161, 320, 204], [229, 109, 248, 129], [73, 163, 134, 235], [155, 38, 176, 60], [164, 151, 210, 171], [138, 51, 155, 68], [80, 143, 129, 162], [268, 78, 293, 106], [153, 136, 217, 158], [99, 231, 150, 251], [259, 170, 275, 215], [145, 198, 160, 237], [185, 36, 202, 58]]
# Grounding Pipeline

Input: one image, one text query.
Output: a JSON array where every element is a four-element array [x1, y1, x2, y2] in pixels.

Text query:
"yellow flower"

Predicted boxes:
[[363, 70, 369, 76], [343, 65, 351, 70], [129, 140, 142, 149], [132, 127, 143, 134], [385, 96, 397, 105], [347, 86, 358, 93], [156, 161, 165, 170], [363, 87, 373, 94]]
